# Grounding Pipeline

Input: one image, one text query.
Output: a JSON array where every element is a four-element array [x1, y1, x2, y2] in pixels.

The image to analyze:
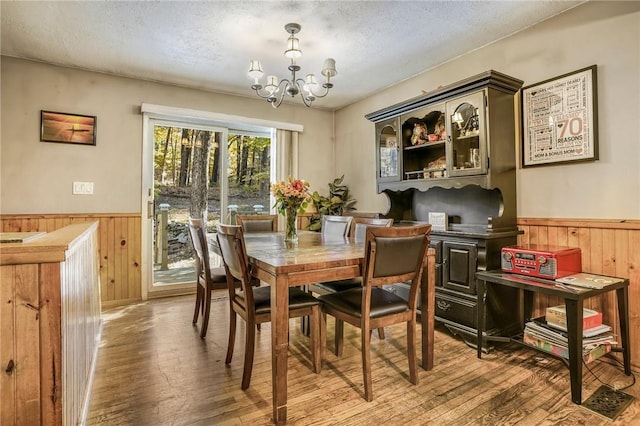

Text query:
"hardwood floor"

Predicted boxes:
[[87, 292, 640, 425]]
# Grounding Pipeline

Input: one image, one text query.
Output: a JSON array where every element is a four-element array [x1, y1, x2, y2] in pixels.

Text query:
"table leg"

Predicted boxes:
[[565, 299, 583, 404], [477, 278, 487, 359], [421, 252, 436, 370], [523, 289, 534, 322], [271, 277, 289, 424], [616, 286, 632, 375]]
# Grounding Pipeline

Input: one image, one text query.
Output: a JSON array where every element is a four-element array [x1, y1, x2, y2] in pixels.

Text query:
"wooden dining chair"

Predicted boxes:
[[310, 217, 393, 341], [188, 218, 237, 339], [235, 214, 278, 233], [318, 224, 431, 401], [216, 224, 323, 390]]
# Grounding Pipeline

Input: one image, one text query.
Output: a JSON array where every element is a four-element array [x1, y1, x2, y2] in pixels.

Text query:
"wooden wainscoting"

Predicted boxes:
[[2, 212, 638, 368], [517, 218, 640, 369], [1, 222, 101, 425], [0, 213, 141, 307]]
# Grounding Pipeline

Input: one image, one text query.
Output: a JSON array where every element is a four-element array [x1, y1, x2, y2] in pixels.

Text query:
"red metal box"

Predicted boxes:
[[501, 244, 582, 279]]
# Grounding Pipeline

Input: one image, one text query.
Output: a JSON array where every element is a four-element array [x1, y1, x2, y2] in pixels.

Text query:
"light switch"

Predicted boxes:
[[73, 181, 94, 195]]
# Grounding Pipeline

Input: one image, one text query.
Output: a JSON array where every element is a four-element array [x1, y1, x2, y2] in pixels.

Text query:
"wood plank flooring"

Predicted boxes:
[[87, 292, 640, 425]]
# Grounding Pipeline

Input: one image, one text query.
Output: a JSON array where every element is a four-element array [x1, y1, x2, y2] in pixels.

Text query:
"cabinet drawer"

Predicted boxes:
[[435, 292, 477, 329]]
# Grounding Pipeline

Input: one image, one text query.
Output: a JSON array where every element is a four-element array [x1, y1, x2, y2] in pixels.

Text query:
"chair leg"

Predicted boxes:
[[407, 320, 418, 385], [377, 328, 385, 339], [192, 284, 203, 324], [320, 311, 327, 370], [241, 318, 257, 390], [301, 315, 310, 336], [225, 310, 237, 365], [310, 306, 321, 374], [301, 286, 311, 336], [362, 327, 373, 402], [200, 287, 212, 339], [335, 319, 344, 357]]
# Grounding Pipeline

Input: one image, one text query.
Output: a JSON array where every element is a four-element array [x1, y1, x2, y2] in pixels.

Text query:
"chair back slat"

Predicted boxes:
[[216, 224, 255, 304], [188, 218, 213, 284], [236, 214, 278, 233], [321, 215, 353, 237], [362, 224, 431, 309], [352, 217, 393, 241], [371, 235, 426, 278]]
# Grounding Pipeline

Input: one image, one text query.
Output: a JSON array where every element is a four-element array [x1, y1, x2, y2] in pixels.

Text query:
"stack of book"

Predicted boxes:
[[523, 305, 616, 364]]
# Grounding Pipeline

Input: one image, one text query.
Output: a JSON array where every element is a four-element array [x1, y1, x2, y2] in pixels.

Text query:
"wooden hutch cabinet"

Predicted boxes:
[[367, 70, 524, 348]]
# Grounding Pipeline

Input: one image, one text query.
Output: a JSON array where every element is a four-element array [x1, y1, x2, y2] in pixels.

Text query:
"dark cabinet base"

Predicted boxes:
[[387, 282, 521, 351], [437, 308, 521, 353]]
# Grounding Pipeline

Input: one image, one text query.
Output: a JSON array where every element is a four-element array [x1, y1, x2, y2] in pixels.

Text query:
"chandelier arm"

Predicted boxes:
[[293, 80, 314, 107], [267, 80, 291, 108], [252, 85, 277, 100], [295, 78, 332, 99]]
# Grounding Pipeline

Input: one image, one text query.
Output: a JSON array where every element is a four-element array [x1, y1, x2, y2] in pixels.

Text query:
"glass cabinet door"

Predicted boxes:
[[376, 118, 400, 182], [446, 92, 487, 177]]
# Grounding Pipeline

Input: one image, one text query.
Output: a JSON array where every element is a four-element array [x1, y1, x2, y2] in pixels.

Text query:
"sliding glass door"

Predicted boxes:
[[147, 120, 226, 293], [142, 117, 273, 296]]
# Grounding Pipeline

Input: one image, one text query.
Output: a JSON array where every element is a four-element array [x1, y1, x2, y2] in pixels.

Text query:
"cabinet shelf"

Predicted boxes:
[[456, 133, 480, 140], [424, 167, 446, 173], [404, 141, 445, 151]]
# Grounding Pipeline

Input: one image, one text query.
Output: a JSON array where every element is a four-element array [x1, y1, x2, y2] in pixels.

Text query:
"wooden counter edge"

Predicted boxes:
[[0, 221, 99, 265]]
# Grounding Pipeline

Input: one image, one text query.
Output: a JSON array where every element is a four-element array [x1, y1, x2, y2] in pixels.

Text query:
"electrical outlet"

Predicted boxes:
[[73, 181, 94, 195]]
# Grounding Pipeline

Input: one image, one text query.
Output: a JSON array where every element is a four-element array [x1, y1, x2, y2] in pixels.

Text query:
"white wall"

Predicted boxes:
[[0, 58, 335, 214], [335, 1, 640, 219], [3, 2, 639, 220]]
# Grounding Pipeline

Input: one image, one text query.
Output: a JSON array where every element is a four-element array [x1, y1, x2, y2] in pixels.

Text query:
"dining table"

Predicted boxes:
[[209, 230, 436, 425]]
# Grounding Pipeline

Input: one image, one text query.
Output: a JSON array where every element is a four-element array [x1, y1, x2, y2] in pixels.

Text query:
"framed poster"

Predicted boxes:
[[521, 65, 598, 167], [40, 111, 97, 146]]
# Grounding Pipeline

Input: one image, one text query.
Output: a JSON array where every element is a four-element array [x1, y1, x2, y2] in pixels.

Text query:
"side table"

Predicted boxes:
[[476, 270, 631, 404]]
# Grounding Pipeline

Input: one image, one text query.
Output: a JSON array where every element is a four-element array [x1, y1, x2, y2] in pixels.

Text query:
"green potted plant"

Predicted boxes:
[[308, 175, 357, 231]]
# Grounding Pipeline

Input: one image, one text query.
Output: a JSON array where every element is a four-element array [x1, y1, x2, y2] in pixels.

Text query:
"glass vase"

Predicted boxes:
[[284, 205, 298, 243]]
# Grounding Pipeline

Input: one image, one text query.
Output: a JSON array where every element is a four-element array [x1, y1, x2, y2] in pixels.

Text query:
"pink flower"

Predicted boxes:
[[271, 177, 310, 215]]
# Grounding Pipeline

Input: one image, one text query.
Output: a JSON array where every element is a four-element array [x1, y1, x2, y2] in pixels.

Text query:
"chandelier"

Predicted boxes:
[[248, 23, 337, 108]]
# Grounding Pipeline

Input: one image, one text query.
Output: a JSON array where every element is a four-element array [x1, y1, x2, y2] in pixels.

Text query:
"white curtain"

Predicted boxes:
[[273, 129, 300, 228], [275, 128, 299, 181]]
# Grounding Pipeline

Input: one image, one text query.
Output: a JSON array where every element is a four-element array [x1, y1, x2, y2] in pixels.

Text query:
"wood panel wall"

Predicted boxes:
[[517, 218, 640, 368], [0, 214, 141, 307]]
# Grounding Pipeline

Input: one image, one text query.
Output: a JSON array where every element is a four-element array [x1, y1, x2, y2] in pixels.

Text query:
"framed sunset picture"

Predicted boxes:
[[40, 110, 97, 146]]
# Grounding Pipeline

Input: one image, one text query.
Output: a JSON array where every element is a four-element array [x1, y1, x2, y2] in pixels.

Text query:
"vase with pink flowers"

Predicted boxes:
[[270, 177, 310, 243]]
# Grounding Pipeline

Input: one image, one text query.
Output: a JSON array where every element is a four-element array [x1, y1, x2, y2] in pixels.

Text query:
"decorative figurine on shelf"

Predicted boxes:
[[427, 156, 446, 170], [468, 108, 480, 133], [411, 122, 428, 145], [433, 113, 446, 141]]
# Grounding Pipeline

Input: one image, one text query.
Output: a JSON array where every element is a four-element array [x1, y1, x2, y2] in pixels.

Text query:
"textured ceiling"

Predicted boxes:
[[1, 1, 583, 110]]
